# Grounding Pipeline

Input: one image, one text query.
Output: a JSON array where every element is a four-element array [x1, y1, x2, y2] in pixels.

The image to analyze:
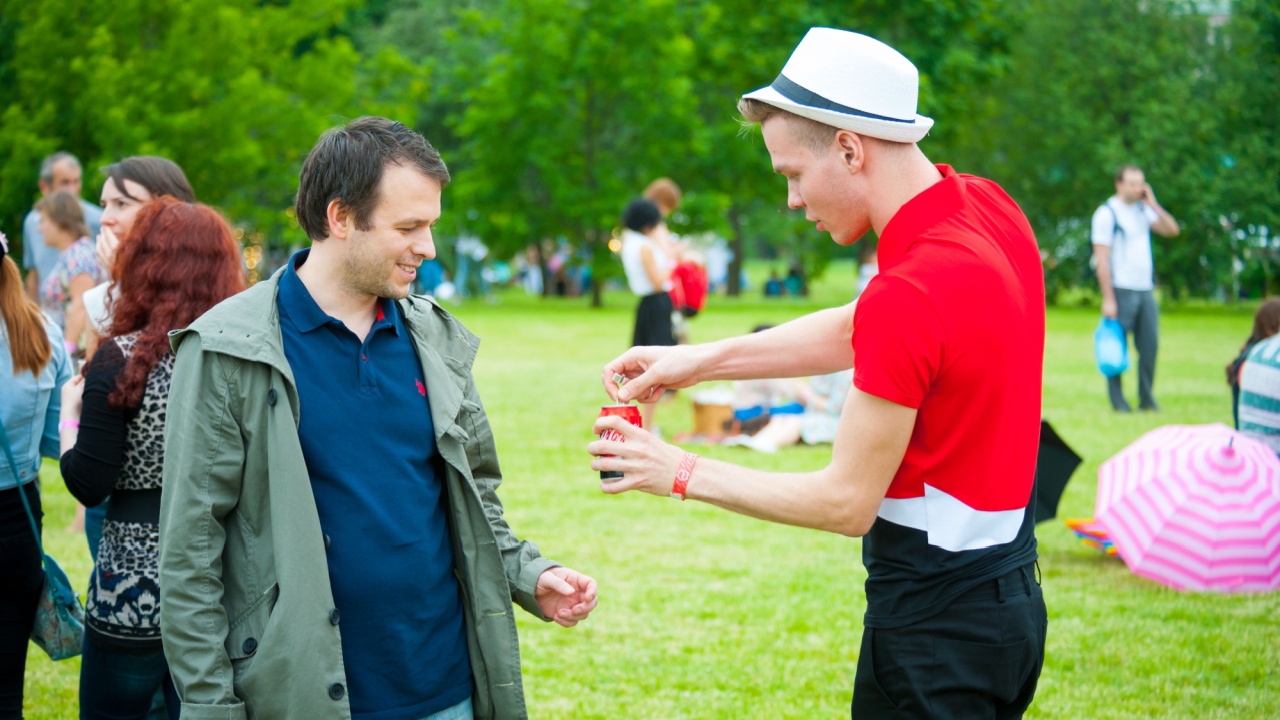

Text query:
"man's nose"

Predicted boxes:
[[413, 231, 436, 260], [787, 189, 805, 211]]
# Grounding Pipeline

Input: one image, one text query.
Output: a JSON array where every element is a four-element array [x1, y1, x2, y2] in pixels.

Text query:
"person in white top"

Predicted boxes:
[[1091, 164, 1180, 412], [620, 198, 674, 432]]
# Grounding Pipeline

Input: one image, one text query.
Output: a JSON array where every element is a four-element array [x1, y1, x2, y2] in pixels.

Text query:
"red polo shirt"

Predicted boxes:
[[852, 164, 1045, 628]]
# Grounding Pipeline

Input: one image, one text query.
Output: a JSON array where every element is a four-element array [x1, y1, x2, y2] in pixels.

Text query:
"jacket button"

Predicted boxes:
[[267, 388, 278, 406], [328, 683, 345, 700], [329, 608, 341, 625], [324, 534, 331, 552], [241, 637, 257, 655]]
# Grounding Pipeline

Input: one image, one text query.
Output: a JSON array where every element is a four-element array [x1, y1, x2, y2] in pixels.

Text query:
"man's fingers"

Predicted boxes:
[[591, 414, 642, 439], [546, 573, 576, 596]]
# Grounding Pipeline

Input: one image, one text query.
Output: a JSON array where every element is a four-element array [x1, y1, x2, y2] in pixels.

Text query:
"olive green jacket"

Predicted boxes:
[[159, 269, 557, 720]]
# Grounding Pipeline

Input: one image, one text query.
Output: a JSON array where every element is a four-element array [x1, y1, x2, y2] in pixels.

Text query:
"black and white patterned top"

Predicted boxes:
[[61, 332, 175, 649]]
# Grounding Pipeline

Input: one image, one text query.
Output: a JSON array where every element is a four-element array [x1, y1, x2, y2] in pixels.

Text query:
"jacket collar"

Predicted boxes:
[[170, 266, 481, 435]]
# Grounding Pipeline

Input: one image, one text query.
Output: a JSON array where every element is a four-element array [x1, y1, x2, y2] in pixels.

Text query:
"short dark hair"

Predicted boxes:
[[623, 198, 662, 233], [295, 116, 450, 241], [1115, 164, 1143, 184], [101, 156, 196, 203]]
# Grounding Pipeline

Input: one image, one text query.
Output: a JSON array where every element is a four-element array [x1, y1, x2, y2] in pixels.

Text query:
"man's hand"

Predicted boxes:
[[1141, 183, 1158, 208], [588, 414, 685, 497], [535, 567, 599, 628], [1101, 297, 1118, 319], [602, 345, 708, 403]]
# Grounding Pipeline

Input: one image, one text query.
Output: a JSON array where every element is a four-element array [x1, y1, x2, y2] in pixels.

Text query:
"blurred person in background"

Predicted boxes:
[[620, 198, 675, 434], [84, 156, 197, 359], [1091, 164, 1180, 412], [34, 190, 106, 358], [23, 152, 103, 301], [58, 198, 245, 720], [0, 229, 73, 718], [727, 371, 853, 453], [1238, 331, 1280, 454], [1227, 297, 1280, 428]]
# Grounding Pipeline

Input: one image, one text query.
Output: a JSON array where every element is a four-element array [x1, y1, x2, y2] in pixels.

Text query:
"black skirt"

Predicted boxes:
[[633, 292, 675, 347]]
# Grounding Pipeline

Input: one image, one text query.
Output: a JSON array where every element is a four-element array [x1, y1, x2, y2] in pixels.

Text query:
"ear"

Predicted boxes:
[[326, 199, 351, 241], [38, 180, 52, 196], [835, 130, 865, 175]]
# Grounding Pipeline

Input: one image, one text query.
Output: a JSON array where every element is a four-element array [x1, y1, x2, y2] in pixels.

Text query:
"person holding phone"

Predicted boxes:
[[1090, 165, 1180, 412]]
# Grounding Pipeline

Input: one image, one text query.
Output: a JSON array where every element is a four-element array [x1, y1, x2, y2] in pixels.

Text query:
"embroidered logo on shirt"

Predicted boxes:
[[416, 379, 426, 396]]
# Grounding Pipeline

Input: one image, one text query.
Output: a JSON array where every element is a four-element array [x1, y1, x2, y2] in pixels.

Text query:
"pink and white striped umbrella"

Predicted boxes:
[[1096, 423, 1280, 592]]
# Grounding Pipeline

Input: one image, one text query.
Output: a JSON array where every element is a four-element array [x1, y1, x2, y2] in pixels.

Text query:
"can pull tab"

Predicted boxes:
[[612, 373, 629, 403]]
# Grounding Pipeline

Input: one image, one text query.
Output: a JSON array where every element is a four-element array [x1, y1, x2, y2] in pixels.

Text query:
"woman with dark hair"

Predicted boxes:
[[77, 156, 197, 557], [58, 198, 244, 720], [35, 189, 105, 353], [1227, 297, 1280, 427], [620, 197, 675, 432], [85, 156, 196, 357], [0, 230, 72, 717]]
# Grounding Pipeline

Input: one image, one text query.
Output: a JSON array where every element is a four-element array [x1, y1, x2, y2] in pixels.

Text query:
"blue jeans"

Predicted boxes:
[[85, 499, 109, 561], [79, 634, 179, 720]]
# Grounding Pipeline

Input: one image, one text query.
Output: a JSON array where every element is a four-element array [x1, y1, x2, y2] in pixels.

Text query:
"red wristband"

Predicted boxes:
[[671, 452, 698, 500]]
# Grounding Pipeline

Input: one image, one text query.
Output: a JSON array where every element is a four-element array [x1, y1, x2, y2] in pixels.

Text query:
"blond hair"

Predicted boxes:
[[737, 98, 838, 153]]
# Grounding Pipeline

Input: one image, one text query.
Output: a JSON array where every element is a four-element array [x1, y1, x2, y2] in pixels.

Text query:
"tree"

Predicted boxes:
[[0, 0, 425, 269], [951, 0, 1279, 302], [442, 0, 702, 305]]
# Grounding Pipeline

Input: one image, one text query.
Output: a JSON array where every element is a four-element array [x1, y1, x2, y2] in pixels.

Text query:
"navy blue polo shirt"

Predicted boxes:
[[277, 250, 472, 719]]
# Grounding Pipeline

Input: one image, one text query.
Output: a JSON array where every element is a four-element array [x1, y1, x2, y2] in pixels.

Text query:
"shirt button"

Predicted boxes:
[[241, 637, 258, 655], [323, 534, 331, 552], [328, 683, 345, 700], [267, 389, 278, 406], [329, 608, 341, 626]]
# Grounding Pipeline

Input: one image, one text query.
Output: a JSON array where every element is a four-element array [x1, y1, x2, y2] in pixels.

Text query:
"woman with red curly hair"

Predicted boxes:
[[57, 197, 244, 720]]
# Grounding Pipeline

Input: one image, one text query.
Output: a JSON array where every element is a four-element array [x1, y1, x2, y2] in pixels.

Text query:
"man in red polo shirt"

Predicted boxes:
[[589, 28, 1047, 718]]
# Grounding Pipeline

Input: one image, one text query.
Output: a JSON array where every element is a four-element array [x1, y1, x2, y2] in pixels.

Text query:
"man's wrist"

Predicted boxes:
[[671, 452, 699, 500]]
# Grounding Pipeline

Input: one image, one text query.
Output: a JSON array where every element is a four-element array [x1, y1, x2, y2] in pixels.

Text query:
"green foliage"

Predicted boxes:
[[2, 0, 1272, 302], [0, 0, 426, 257], [953, 0, 1280, 303]]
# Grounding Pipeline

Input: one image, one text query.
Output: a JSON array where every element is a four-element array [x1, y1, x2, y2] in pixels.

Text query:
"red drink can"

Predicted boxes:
[[598, 404, 642, 481]]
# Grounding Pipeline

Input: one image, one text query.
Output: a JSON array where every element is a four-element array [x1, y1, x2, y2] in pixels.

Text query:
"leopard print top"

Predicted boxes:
[[84, 332, 175, 645]]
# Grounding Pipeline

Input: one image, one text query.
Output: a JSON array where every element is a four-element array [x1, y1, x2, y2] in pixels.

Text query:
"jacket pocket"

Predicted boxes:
[[226, 582, 278, 661]]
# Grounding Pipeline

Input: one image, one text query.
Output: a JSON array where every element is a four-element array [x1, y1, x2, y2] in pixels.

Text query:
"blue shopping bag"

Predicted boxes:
[[1094, 318, 1128, 378]]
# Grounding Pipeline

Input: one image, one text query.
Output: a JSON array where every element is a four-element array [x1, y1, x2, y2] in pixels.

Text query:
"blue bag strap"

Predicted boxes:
[[0, 421, 44, 557]]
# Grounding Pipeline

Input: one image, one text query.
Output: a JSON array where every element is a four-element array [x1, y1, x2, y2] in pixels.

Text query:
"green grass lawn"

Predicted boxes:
[[23, 261, 1280, 718]]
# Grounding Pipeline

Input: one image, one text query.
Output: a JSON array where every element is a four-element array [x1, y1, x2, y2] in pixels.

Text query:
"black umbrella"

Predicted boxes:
[[1034, 419, 1082, 524]]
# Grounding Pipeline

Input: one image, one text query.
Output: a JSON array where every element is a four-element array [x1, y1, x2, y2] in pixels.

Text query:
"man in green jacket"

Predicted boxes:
[[159, 116, 598, 720]]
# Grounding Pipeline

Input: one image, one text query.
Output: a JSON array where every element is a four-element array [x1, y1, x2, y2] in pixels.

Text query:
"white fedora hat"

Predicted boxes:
[[743, 28, 934, 144]]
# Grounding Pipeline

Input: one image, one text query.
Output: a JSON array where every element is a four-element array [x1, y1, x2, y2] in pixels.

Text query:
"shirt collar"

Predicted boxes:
[[876, 164, 964, 270], [279, 248, 402, 336]]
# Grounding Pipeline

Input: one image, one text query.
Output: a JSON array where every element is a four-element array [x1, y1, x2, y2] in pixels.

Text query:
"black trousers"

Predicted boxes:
[[0, 483, 44, 720], [852, 564, 1047, 719]]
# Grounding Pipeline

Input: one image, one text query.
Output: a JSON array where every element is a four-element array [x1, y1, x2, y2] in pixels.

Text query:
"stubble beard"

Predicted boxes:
[[343, 233, 409, 301]]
